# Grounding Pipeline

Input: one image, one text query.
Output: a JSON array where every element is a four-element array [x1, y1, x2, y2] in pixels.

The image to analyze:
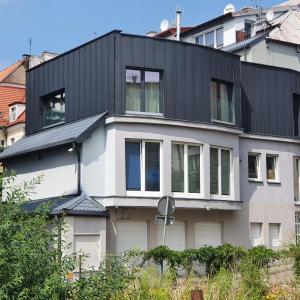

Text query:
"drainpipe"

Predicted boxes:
[[176, 8, 182, 41], [68, 142, 81, 195]]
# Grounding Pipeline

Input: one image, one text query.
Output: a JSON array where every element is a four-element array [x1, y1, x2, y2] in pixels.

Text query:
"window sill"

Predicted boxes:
[[267, 180, 281, 185], [126, 191, 162, 197], [172, 192, 205, 199], [211, 119, 236, 127], [248, 178, 263, 183], [125, 111, 163, 118], [210, 194, 232, 201], [42, 121, 65, 130], [295, 201, 300, 206]]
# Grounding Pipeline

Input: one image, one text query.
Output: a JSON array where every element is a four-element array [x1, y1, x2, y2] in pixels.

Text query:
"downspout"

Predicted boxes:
[[68, 142, 81, 195]]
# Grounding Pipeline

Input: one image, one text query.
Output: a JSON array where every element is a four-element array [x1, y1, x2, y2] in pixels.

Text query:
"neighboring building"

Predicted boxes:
[[0, 52, 58, 151], [1, 30, 300, 270], [163, 0, 300, 71]]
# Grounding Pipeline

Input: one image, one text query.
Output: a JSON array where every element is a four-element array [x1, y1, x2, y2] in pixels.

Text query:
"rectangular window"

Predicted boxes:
[[269, 223, 281, 247], [205, 31, 214, 48], [126, 69, 162, 114], [9, 106, 17, 122], [211, 80, 234, 124], [216, 27, 224, 47], [210, 147, 231, 196], [293, 94, 300, 137], [296, 212, 300, 245], [125, 140, 161, 192], [250, 223, 263, 246], [294, 158, 300, 202], [266, 155, 278, 181], [248, 153, 260, 180], [195, 35, 204, 45], [43, 90, 65, 127], [172, 143, 201, 194]]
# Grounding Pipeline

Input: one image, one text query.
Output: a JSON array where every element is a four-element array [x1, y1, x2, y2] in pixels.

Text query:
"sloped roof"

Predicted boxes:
[[6, 110, 25, 128], [23, 192, 108, 216], [0, 86, 25, 126], [154, 27, 192, 38], [269, 10, 300, 44], [276, 0, 300, 7], [0, 111, 107, 160], [0, 59, 25, 82], [221, 32, 269, 52]]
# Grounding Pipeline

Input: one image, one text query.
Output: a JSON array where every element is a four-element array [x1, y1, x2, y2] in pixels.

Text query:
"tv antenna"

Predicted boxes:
[[29, 37, 32, 55]]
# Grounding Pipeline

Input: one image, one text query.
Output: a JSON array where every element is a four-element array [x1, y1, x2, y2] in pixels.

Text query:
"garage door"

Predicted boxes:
[[194, 222, 222, 247], [116, 220, 148, 254], [157, 221, 185, 250]]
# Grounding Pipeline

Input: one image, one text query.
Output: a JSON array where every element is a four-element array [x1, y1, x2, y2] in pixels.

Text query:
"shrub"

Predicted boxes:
[[287, 243, 300, 280], [245, 245, 279, 269]]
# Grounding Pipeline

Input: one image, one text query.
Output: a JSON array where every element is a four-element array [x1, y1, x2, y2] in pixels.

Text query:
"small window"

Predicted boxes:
[[210, 147, 231, 196], [266, 155, 278, 181], [248, 153, 260, 180], [216, 27, 224, 48], [43, 90, 65, 127], [250, 223, 263, 246], [9, 106, 17, 122], [296, 212, 300, 245], [10, 138, 15, 145], [211, 80, 234, 124], [195, 35, 204, 45], [269, 223, 281, 247], [171, 143, 201, 194], [125, 140, 161, 192], [0, 140, 5, 147], [126, 69, 162, 114]]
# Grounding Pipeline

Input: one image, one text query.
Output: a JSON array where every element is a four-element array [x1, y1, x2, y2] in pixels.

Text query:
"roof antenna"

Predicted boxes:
[[29, 37, 32, 56]]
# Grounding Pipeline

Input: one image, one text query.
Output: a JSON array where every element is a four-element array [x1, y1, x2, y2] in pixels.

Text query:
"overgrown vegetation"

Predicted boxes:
[[1, 172, 300, 299]]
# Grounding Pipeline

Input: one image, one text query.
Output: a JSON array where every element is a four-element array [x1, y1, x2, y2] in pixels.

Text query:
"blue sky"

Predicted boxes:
[[0, 0, 280, 69]]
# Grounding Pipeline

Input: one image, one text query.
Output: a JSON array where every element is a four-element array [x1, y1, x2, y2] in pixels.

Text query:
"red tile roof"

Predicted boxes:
[[154, 27, 192, 38], [0, 59, 24, 82], [0, 86, 25, 127]]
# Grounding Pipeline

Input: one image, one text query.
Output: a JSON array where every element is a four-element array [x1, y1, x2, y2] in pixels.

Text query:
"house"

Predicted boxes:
[[0, 30, 300, 270], [159, 0, 300, 71]]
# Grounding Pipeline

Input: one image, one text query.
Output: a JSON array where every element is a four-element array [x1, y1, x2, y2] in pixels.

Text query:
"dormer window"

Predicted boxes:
[[9, 106, 17, 122], [42, 90, 65, 127]]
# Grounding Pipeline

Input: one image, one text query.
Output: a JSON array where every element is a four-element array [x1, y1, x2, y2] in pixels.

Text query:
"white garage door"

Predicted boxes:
[[157, 221, 185, 250], [74, 235, 101, 269], [116, 220, 148, 254], [194, 222, 222, 247]]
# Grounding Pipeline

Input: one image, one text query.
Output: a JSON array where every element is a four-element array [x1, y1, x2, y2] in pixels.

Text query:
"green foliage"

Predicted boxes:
[[287, 243, 300, 280], [245, 245, 279, 269]]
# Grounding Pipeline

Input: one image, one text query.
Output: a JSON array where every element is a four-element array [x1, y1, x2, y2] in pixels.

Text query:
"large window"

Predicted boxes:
[[211, 80, 234, 124], [266, 154, 279, 182], [125, 140, 161, 192], [195, 27, 224, 48], [171, 143, 201, 194], [126, 69, 162, 114], [43, 90, 65, 127], [210, 147, 231, 196], [248, 153, 261, 180]]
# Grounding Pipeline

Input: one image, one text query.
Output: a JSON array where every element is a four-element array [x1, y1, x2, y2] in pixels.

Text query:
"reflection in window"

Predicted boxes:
[[188, 146, 200, 193], [172, 144, 184, 192], [205, 31, 214, 48], [266, 155, 278, 181], [248, 153, 260, 179], [43, 90, 65, 127]]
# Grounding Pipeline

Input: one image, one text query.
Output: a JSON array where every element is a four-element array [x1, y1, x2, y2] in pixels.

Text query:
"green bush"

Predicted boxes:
[[287, 243, 300, 280]]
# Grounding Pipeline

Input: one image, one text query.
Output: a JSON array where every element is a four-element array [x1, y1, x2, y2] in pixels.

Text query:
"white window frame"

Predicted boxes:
[[210, 147, 232, 200], [171, 143, 204, 199], [295, 212, 300, 245], [295, 157, 300, 203], [248, 152, 262, 182], [9, 105, 17, 122], [269, 223, 282, 248], [126, 139, 163, 197], [250, 222, 263, 246], [194, 26, 224, 49], [266, 154, 280, 183]]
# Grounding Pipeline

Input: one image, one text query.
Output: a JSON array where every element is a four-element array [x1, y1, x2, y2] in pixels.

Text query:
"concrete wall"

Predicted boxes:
[[5, 147, 78, 199], [236, 39, 300, 72]]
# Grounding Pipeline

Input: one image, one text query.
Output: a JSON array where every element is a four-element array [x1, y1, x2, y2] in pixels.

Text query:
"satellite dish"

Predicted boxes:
[[160, 19, 169, 32], [224, 3, 235, 14], [266, 10, 274, 22]]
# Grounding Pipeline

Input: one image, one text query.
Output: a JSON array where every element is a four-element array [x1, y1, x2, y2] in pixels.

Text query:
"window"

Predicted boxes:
[[269, 223, 281, 247], [296, 212, 300, 245], [266, 155, 278, 182], [194, 27, 224, 48], [43, 90, 65, 127], [293, 94, 300, 137], [248, 153, 261, 180], [211, 80, 234, 124], [250, 223, 263, 246], [244, 20, 254, 39], [294, 158, 300, 202], [210, 147, 231, 196], [171, 143, 201, 194], [126, 69, 162, 114], [9, 106, 17, 122], [125, 140, 161, 192], [10, 138, 15, 145], [0, 140, 5, 147]]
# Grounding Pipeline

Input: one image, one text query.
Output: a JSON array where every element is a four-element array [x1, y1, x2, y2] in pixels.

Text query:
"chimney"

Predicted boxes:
[[176, 8, 182, 41]]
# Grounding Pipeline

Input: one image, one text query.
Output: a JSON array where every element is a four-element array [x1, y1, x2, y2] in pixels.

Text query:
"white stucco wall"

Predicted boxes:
[[5, 147, 78, 200], [6, 123, 25, 146]]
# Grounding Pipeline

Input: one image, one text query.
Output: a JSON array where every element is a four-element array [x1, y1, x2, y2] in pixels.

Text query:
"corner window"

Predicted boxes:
[[210, 147, 231, 196], [211, 80, 234, 124], [248, 153, 261, 180], [266, 154, 278, 182], [42, 90, 65, 127], [125, 140, 161, 192], [171, 143, 201, 194], [126, 69, 162, 114]]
